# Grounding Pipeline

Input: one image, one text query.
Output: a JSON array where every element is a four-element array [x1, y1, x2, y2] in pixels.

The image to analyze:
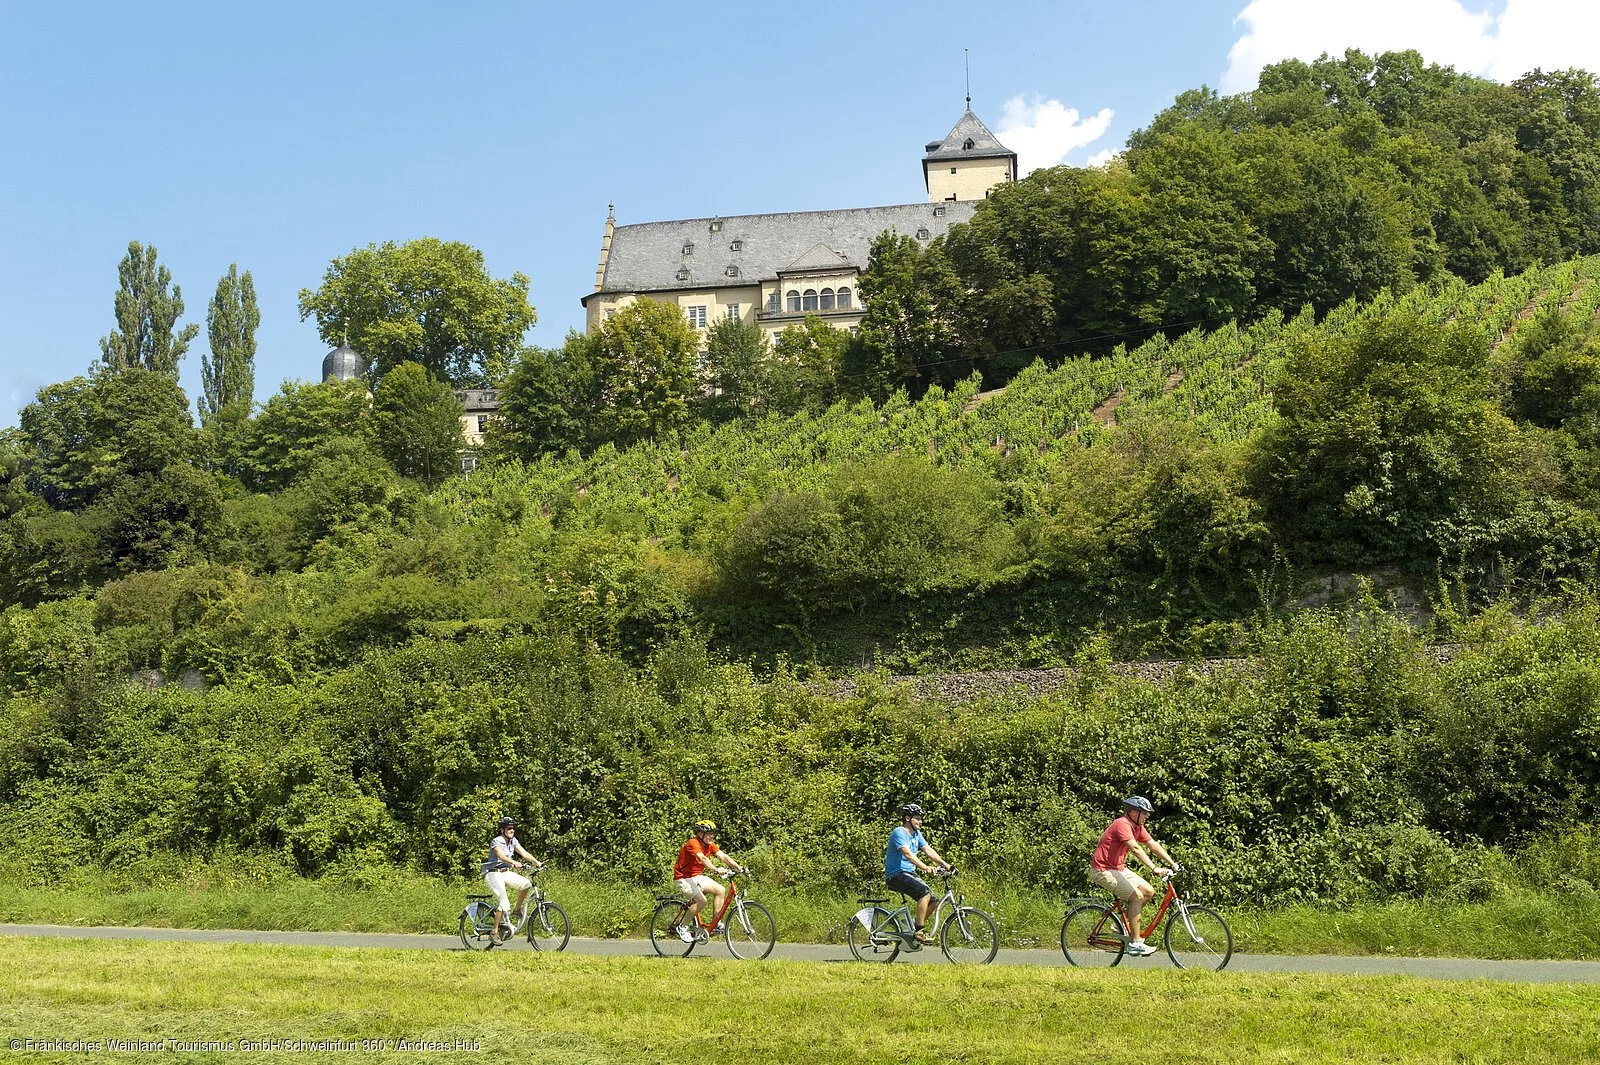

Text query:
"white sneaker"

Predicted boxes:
[[674, 924, 694, 943], [1128, 942, 1158, 956]]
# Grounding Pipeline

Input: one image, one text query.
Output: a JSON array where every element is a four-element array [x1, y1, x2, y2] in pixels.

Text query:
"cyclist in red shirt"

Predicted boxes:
[[1089, 796, 1176, 956], [671, 819, 745, 942]]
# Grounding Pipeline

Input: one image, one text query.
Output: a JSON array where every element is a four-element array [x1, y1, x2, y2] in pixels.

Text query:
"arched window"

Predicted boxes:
[[802, 289, 818, 311], [786, 290, 800, 312], [837, 287, 852, 310], [820, 288, 835, 310], [963, 138, 975, 150]]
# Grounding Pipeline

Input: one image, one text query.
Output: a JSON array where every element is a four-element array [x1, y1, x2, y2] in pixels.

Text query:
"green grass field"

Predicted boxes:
[[4, 870, 1599, 960], [1, 936, 1596, 1063]]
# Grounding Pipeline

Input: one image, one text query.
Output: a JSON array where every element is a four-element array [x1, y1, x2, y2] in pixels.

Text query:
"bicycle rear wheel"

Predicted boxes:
[[649, 899, 696, 957], [459, 902, 496, 951], [1060, 903, 1126, 968], [940, 906, 999, 965], [1164, 904, 1232, 971], [724, 900, 777, 960], [847, 906, 901, 964], [528, 901, 571, 952]]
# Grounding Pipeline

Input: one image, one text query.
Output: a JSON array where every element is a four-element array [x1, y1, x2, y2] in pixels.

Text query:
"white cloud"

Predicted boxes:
[[1085, 149, 1118, 168], [1222, 0, 1600, 94], [996, 95, 1115, 175]]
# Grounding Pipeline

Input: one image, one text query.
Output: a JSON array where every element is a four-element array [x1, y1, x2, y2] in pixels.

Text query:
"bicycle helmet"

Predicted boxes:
[[1121, 796, 1154, 814], [498, 816, 517, 830], [900, 803, 924, 820], [693, 818, 718, 833]]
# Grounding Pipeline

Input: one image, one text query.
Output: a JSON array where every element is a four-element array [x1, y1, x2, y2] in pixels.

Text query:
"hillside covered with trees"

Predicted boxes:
[[3, 51, 1600, 901]]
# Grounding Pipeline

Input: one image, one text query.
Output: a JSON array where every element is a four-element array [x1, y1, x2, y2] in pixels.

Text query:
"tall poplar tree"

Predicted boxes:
[[201, 264, 260, 423], [98, 240, 199, 378]]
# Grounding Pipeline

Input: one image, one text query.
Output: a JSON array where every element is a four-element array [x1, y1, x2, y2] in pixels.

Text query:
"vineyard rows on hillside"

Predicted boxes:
[[438, 258, 1600, 537]]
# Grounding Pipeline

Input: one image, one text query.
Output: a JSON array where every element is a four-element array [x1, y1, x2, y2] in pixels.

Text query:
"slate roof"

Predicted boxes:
[[590, 201, 978, 298], [923, 109, 1016, 163]]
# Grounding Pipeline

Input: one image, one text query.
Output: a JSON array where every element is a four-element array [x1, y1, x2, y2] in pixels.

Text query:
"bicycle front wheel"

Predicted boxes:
[[649, 899, 696, 958], [1164, 904, 1232, 971], [1060, 903, 1126, 968], [847, 906, 901, 964], [725, 900, 777, 960], [940, 906, 999, 965], [459, 903, 495, 951], [528, 902, 571, 952]]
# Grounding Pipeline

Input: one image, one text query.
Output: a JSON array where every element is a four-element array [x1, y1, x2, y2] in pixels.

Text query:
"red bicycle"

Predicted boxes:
[[649, 871, 777, 960], [1060, 867, 1232, 970]]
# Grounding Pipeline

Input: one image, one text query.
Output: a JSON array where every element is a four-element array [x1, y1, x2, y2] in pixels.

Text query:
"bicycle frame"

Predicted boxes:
[[1096, 874, 1204, 944], [862, 875, 961, 939]]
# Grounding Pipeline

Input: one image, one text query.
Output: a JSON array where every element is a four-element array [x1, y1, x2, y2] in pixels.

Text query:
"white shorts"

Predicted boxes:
[[674, 874, 721, 905], [484, 870, 531, 912], [1089, 867, 1150, 903]]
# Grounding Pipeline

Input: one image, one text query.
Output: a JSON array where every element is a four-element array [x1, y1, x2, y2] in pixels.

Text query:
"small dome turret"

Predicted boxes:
[[322, 343, 364, 382]]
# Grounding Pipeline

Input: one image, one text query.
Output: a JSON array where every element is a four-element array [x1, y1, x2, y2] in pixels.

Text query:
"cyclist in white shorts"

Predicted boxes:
[[672, 819, 744, 942], [482, 816, 544, 942]]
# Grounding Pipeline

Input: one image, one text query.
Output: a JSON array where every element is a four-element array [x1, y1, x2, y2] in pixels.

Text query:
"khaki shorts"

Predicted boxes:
[[674, 874, 721, 905], [1088, 867, 1150, 903], [484, 870, 531, 912]]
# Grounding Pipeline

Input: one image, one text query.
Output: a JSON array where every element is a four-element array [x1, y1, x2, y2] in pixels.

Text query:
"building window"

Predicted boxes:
[[686, 305, 707, 328], [767, 291, 780, 313], [726, 303, 740, 320], [837, 287, 852, 309], [604, 308, 616, 320], [963, 138, 975, 150], [730, 239, 742, 251], [709, 220, 722, 232], [786, 290, 800, 312], [676, 267, 690, 281], [950, 166, 957, 174], [802, 289, 818, 311], [725, 265, 739, 277], [933, 205, 945, 217], [820, 288, 835, 310], [477, 415, 489, 433], [916, 228, 930, 240], [682, 242, 694, 255]]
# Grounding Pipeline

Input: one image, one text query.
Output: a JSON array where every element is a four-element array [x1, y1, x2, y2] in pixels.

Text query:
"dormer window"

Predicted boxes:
[[730, 239, 742, 251], [933, 205, 945, 217], [916, 228, 930, 240], [682, 242, 694, 255], [709, 220, 722, 233], [963, 138, 975, 150], [725, 265, 739, 277], [676, 267, 690, 281]]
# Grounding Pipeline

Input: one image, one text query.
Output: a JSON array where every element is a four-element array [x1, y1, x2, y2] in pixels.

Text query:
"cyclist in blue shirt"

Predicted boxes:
[[885, 803, 951, 944]]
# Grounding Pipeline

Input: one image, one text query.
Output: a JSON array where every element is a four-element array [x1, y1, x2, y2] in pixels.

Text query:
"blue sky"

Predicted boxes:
[[1, 0, 1588, 429]]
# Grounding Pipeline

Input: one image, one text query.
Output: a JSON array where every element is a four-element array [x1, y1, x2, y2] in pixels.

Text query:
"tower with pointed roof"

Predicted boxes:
[[923, 104, 1018, 203]]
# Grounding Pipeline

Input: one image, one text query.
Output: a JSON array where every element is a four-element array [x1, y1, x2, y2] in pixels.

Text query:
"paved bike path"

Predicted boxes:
[[4, 923, 1598, 984]]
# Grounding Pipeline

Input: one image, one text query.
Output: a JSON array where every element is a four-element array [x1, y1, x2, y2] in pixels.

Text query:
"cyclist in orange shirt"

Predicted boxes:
[[671, 819, 745, 942]]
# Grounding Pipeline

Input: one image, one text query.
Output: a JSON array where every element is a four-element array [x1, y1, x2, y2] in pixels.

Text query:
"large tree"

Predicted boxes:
[[588, 299, 700, 444], [99, 241, 199, 378], [485, 338, 603, 461], [371, 361, 464, 487], [298, 238, 537, 387], [700, 314, 771, 419], [200, 264, 260, 423]]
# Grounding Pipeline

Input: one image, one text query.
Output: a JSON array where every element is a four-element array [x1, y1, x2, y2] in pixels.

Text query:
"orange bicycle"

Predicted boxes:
[[649, 871, 777, 960], [1060, 867, 1232, 970]]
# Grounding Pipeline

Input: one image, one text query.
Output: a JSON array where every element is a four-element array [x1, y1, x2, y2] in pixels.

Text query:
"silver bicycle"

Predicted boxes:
[[848, 868, 999, 964], [459, 867, 571, 951]]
